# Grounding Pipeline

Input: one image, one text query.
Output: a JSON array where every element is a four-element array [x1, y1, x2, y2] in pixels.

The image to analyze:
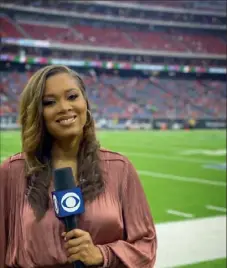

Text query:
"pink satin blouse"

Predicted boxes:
[[0, 148, 157, 268]]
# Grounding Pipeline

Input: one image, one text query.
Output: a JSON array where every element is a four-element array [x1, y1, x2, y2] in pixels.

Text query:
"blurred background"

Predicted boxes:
[[0, 0, 226, 267]]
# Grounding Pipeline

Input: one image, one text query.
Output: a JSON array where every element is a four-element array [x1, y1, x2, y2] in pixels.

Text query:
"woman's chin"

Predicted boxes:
[[54, 129, 83, 140]]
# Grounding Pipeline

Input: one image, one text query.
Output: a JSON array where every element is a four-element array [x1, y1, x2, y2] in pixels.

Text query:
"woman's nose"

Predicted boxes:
[[57, 99, 72, 112]]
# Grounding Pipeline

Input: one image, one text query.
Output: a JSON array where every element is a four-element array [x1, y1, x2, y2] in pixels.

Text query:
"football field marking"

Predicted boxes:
[[167, 209, 194, 218], [206, 205, 227, 213], [121, 151, 222, 164], [107, 142, 225, 162], [155, 215, 226, 267], [104, 139, 225, 151], [181, 149, 226, 156], [138, 170, 226, 187]]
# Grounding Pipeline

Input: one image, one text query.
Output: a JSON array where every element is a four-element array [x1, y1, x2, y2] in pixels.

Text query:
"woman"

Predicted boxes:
[[0, 65, 157, 268]]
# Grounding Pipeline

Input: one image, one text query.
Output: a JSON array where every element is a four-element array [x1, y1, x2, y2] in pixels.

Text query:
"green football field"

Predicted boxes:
[[0, 130, 226, 267]]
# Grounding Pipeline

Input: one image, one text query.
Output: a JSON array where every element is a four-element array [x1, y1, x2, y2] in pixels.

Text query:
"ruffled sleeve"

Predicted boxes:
[[97, 159, 157, 267]]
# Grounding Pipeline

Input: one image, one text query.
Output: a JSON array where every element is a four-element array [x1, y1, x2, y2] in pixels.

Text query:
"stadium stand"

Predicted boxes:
[[1, 15, 226, 54], [0, 0, 226, 126], [123, 0, 226, 11], [0, 70, 226, 119]]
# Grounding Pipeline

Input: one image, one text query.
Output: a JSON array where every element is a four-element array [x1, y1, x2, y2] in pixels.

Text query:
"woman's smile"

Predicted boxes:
[[56, 115, 77, 126]]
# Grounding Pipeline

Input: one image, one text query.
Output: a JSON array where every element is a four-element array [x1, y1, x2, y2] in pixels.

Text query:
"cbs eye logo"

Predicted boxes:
[[61, 192, 81, 212]]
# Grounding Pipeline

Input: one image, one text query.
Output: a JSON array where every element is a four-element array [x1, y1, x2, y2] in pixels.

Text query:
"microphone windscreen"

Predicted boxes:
[[54, 167, 75, 191]]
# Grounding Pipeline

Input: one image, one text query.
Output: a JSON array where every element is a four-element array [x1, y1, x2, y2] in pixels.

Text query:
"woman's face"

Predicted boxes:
[[42, 72, 87, 140]]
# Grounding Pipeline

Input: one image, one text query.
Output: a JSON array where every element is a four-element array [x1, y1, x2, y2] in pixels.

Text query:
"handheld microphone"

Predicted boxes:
[[52, 167, 85, 268]]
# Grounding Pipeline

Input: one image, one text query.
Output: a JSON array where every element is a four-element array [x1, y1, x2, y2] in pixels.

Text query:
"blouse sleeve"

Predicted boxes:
[[97, 159, 157, 267], [0, 159, 10, 268]]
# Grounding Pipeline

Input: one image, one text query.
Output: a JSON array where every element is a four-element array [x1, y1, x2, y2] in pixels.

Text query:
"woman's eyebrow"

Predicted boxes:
[[43, 88, 79, 97]]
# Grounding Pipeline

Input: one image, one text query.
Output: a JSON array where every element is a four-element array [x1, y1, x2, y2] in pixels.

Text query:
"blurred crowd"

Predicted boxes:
[[0, 71, 226, 120]]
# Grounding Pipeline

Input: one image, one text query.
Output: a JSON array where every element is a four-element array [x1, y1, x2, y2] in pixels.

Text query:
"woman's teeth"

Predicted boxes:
[[58, 117, 76, 125]]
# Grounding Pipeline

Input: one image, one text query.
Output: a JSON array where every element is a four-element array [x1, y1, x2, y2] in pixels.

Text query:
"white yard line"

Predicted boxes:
[[120, 151, 222, 164], [104, 140, 224, 151], [206, 205, 227, 213], [138, 170, 226, 187], [155, 215, 226, 268], [167, 209, 194, 218], [181, 149, 226, 156]]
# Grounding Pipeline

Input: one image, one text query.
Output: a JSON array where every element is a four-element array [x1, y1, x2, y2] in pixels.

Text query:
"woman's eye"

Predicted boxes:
[[43, 100, 55, 106], [68, 94, 78, 100]]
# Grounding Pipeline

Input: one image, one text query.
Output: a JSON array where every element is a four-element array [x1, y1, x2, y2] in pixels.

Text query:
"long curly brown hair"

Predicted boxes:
[[19, 65, 104, 221]]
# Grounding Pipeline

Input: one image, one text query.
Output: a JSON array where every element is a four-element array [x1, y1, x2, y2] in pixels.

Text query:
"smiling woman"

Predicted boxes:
[[18, 65, 104, 216], [0, 65, 157, 268]]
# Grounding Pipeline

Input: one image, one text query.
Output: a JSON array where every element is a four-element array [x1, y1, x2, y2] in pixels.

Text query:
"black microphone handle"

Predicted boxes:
[[64, 216, 85, 268]]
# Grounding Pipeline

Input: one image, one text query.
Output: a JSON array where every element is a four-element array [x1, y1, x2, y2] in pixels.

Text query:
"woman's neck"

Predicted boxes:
[[51, 137, 81, 160], [51, 138, 80, 179]]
